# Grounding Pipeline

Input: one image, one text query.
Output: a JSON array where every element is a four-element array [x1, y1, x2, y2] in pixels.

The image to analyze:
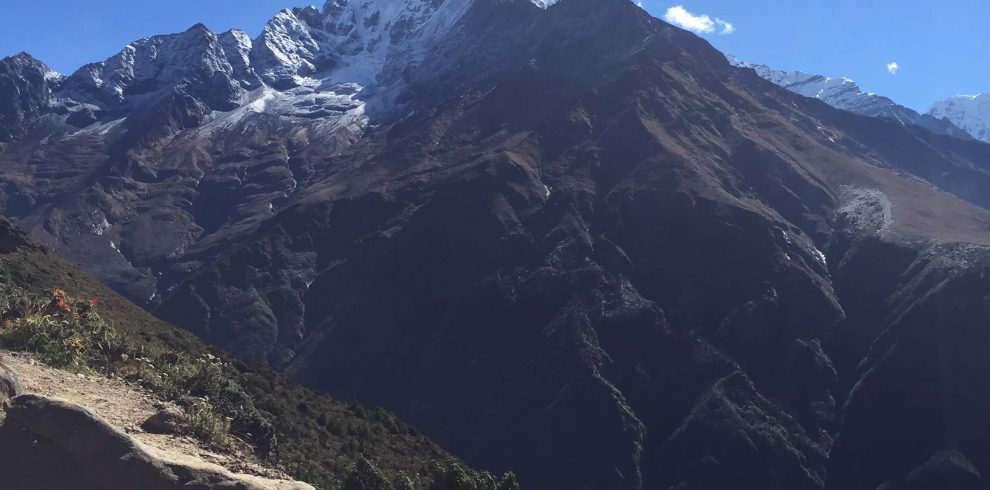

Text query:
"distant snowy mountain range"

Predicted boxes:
[[730, 56, 989, 143], [929, 94, 990, 143]]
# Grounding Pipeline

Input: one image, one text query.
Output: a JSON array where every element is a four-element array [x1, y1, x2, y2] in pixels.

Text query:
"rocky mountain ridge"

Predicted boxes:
[[2, 0, 560, 135], [730, 56, 973, 139]]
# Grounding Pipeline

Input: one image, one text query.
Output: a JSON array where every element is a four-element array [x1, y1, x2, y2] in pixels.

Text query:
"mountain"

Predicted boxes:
[[730, 57, 973, 139], [7, 0, 990, 489], [929, 93, 990, 142], [0, 53, 61, 142], [0, 0, 559, 306]]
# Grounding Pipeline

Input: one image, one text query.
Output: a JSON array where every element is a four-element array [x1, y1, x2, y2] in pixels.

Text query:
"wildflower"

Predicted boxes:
[[89, 299, 98, 306], [64, 337, 86, 354]]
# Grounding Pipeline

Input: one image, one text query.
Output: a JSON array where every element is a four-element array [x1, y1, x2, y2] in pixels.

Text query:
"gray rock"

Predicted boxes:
[[1, 394, 262, 489], [141, 406, 185, 435], [0, 362, 22, 407]]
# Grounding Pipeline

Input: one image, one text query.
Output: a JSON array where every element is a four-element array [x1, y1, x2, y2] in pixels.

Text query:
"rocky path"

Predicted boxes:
[[0, 351, 313, 490]]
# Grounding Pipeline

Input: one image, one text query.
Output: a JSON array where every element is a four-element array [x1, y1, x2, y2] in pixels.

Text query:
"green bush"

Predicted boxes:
[[0, 285, 125, 374], [425, 460, 519, 490], [182, 397, 232, 446], [344, 456, 392, 490], [0, 278, 251, 451]]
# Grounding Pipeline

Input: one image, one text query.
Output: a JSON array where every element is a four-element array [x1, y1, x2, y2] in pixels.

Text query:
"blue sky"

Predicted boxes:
[[639, 0, 990, 112], [1, 0, 987, 112]]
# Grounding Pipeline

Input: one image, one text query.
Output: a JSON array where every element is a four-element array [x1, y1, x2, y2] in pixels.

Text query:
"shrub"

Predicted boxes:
[[0, 285, 125, 374], [343, 457, 391, 490], [425, 460, 520, 490], [0, 276, 255, 453], [182, 397, 232, 446]]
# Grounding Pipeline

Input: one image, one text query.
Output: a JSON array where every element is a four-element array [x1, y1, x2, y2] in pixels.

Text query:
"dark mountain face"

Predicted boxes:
[[0, 53, 57, 143], [5, 0, 990, 488]]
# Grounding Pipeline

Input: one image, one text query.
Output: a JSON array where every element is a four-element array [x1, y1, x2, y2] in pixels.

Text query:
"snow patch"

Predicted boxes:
[[812, 247, 827, 266], [90, 217, 111, 236]]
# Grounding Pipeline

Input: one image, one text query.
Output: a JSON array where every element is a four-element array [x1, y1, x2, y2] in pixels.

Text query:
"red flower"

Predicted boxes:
[[89, 299, 98, 306]]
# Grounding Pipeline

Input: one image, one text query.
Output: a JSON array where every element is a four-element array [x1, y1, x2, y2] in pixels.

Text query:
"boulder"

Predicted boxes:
[[0, 394, 307, 489], [141, 406, 185, 435], [0, 362, 22, 407]]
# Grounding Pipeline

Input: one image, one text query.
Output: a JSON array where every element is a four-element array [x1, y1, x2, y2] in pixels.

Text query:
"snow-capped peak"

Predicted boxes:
[[59, 23, 247, 109], [252, 0, 475, 89], [730, 55, 971, 140], [928, 93, 990, 143], [24, 0, 574, 142], [729, 56, 892, 117]]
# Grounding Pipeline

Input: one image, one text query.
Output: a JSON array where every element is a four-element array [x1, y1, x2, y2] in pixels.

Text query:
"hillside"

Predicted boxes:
[[0, 351, 313, 489], [0, 216, 514, 489]]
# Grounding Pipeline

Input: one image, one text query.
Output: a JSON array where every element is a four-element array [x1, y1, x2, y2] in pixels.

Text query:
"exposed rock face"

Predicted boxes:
[[0, 394, 310, 489], [0, 53, 57, 142], [6, 0, 990, 489], [655, 372, 827, 490], [0, 364, 21, 407]]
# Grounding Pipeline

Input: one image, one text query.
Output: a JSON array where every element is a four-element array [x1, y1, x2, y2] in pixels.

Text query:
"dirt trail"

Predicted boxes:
[[0, 351, 313, 490]]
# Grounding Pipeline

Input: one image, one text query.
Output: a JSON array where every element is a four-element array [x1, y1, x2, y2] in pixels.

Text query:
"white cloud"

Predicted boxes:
[[663, 5, 735, 35], [887, 62, 899, 75]]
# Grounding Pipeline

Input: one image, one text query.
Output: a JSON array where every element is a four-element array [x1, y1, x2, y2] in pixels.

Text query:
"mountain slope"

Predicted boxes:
[[0, 216, 502, 488], [7, 0, 990, 489], [731, 57, 972, 139], [929, 92, 990, 142]]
